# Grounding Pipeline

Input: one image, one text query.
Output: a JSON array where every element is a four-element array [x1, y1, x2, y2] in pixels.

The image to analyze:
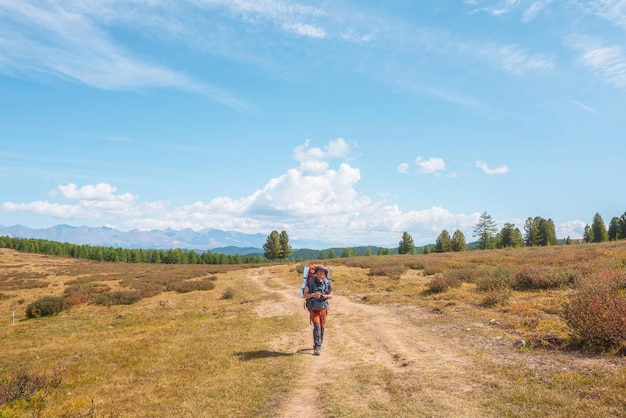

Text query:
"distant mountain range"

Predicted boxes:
[[0, 224, 282, 255], [0, 224, 402, 258]]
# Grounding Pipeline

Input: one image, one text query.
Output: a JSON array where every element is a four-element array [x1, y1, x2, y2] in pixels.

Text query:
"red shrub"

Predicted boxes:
[[563, 285, 626, 349]]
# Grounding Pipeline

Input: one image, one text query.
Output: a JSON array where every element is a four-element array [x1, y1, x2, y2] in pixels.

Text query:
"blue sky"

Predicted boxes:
[[1, 0, 624, 248]]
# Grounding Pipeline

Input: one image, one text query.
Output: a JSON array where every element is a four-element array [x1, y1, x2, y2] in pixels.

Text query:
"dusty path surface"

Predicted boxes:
[[250, 267, 497, 417], [249, 266, 625, 417]]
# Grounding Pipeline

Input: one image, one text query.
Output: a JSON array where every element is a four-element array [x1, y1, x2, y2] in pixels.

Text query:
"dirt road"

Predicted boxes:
[[251, 267, 497, 417]]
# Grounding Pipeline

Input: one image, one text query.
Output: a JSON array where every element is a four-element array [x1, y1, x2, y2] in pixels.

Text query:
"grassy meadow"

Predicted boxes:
[[1, 242, 625, 417]]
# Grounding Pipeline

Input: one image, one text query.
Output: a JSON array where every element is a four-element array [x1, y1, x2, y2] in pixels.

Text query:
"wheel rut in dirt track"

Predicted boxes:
[[249, 268, 492, 417]]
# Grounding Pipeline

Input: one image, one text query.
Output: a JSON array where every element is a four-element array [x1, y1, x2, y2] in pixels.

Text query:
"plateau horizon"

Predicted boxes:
[[0, 218, 595, 252]]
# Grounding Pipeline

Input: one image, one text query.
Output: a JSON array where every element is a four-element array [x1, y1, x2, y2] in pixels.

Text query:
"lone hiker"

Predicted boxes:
[[303, 265, 333, 355]]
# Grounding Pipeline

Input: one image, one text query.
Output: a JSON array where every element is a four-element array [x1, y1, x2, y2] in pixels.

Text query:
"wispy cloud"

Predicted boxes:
[[0, 0, 558, 114], [570, 99, 599, 113], [583, 0, 626, 29], [464, 0, 552, 20], [204, 0, 329, 33], [523, 0, 554, 22], [282, 22, 326, 38], [566, 35, 626, 89], [472, 43, 554, 75], [0, 1, 246, 107], [476, 160, 509, 174]]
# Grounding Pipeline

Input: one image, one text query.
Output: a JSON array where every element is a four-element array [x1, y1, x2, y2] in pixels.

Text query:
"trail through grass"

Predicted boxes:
[[1, 247, 625, 417]]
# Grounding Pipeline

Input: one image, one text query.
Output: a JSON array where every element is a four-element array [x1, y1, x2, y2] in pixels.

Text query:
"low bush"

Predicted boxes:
[[476, 266, 513, 292], [197, 277, 218, 290], [445, 266, 480, 283], [166, 278, 216, 293], [425, 273, 462, 293], [221, 287, 236, 299], [404, 260, 425, 270], [562, 285, 626, 349], [93, 290, 142, 306], [25, 296, 67, 318], [422, 266, 442, 276], [369, 264, 407, 280], [0, 366, 64, 406], [512, 265, 575, 290], [479, 289, 511, 307], [126, 280, 164, 298], [63, 283, 110, 306]]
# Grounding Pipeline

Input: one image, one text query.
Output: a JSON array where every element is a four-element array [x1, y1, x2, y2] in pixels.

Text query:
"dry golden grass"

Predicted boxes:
[[1, 243, 626, 417], [1, 253, 304, 417]]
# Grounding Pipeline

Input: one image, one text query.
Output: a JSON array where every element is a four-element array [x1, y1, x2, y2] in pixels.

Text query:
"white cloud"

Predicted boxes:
[[282, 22, 327, 38], [466, 0, 553, 20], [0, 139, 486, 246], [556, 219, 586, 240], [397, 163, 409, 174], [478, 44, 554, 75], [565, 34, 626, 88], [2, 201, 86, 219], [0, 1, 245, 107], [55, 183, 136, 203], [583, 0, 626, 29], [476, 160, 509, 174], [523, 1, 554, 22], [415, 157, 445, 174], [293, 137, 352, 176], [2, 181, 142, 221], [573, 40, 626, 88], [570, 99, 599, 113]]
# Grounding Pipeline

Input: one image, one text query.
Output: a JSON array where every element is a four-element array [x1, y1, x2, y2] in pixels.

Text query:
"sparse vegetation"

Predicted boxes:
[[476, 266, 513, 292], [221, 286, 236, 299], [1, 242, 626, 416], [25, 296, 67, 318], [425, 272, 462, 293], [368, 263, 407, 279], [511, 265, 575, 290], [563, 283, 626, 350], [0, 366, 64, 407], [93, 290, 142, 306]]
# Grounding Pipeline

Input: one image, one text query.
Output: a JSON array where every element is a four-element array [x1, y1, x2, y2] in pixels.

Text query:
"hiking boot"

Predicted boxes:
[[313, 346, 321, 356]]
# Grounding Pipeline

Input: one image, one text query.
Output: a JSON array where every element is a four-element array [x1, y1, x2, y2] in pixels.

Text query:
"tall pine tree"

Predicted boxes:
[[591, 213, 608, 242], [263, 230, 282, 261], [398, 231, 416, 254], [434, 230, 453, 253], [451, 230, 467, 252], [278, 230, 292, 260], [473, 211, 498, 250]]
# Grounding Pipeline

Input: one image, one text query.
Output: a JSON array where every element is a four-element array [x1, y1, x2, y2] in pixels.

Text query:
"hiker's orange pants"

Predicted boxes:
[[309, 308, 328, 327]]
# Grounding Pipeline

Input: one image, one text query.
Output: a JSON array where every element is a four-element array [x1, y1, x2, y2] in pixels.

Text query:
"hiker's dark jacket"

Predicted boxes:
[[307, 278, 332, 310]]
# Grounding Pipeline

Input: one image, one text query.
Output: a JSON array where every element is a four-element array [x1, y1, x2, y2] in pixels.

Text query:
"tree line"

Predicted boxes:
[[0, 236, 266, 265], [397, 210, 626, 254], [262, 230, 395, 261], [584, 212, 626, 243], [4, 210, 624, 263]]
